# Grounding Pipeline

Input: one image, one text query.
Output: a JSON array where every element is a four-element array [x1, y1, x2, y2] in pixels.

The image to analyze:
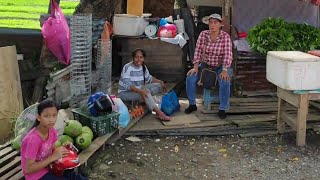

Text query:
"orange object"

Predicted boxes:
[[129, 106, 145, 118], [136, 106, 141, 116], [127, 0, 144, 16], [129, 110, 133, 118], [101, 21, 113, 40], [139, 106, 144, 115]]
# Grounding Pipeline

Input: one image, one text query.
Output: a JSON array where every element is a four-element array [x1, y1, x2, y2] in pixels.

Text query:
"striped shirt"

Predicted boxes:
[[193, 30, 233, 68], [118, 62, 153, 93]]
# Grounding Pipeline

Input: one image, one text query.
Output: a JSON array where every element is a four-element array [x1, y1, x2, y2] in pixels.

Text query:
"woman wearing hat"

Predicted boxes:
[[184, 13, 233, 119]]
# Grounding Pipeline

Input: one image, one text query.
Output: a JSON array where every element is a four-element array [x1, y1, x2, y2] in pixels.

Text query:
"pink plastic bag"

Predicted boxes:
[[41, 0, 70, 65]]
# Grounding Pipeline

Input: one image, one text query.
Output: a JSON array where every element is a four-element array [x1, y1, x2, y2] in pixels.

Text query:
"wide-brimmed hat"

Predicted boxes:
[[202, 13, 222, 24]]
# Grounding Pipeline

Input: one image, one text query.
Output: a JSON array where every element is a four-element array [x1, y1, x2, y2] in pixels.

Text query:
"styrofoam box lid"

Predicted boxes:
[[267, 51, 320, 62]]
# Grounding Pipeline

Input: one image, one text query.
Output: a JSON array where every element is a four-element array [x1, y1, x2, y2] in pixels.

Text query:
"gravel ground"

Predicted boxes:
[[82, 132, 320, 180]]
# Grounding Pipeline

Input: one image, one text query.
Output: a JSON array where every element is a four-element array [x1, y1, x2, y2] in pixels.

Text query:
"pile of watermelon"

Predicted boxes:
[[12, 120, 94, 151], [56, 120, 93, 150]]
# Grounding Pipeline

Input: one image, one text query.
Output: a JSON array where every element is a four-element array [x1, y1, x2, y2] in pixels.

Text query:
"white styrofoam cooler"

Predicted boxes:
[[113, 14, 149, 36], [266, 51, 320, 90]]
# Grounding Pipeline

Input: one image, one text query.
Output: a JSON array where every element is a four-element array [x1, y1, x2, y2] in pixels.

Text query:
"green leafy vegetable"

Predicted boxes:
[[247, 17, 320, 54]]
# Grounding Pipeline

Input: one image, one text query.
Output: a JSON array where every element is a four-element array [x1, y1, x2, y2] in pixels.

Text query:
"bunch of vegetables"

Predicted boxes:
[[247, 17, 320, 54]]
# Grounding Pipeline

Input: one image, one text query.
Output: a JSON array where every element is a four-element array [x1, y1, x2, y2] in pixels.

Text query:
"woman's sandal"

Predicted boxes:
[[156, 111, 170, 121]]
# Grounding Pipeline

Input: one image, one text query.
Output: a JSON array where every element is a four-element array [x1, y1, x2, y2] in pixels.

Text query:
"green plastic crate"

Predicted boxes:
[[71, 107, 120, 137]]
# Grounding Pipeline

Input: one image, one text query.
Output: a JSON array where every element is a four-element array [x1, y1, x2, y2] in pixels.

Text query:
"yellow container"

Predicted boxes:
[[127, 0, 144, 16]]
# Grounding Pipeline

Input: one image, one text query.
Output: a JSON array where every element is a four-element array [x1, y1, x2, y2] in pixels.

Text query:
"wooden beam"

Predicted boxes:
[[309, 101, 320, 110], [0, 156, 20, 176], [126, 126, 276, 136], [296, 94, 309, 146], [230, 97, 277, 103], [0, 166, 21, 180], [277, 87, 299, 107], [7, 170, 23, 180], [277, 98, 286, 133], [0, 141, 11, 150], [309, 93, 320, 101], [239, 130, 277, 138], [281, 112, 296, 131], [0, 151, 19, 166], [0, 147, 13, 159], [202, 108, 278, 114]]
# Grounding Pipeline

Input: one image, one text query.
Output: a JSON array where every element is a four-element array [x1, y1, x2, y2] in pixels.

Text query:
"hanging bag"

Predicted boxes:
[[197, 37, 219, 89], [41, 0, 70, 65]]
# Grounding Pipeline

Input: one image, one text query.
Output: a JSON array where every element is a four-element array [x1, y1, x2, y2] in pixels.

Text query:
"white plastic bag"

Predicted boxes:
[[54, 109, 69, 136]]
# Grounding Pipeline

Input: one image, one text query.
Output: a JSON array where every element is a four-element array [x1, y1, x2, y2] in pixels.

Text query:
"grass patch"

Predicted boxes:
[[0, 0, 49, 6], [0, 12, 46, 20], [0, 0, 78, 29], [0, 19, 41, 29], [0, 0, 78, 8], [0, 6, 75, 15]]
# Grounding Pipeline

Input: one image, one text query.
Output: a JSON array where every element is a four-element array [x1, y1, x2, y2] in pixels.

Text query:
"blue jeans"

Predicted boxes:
[[186, 65, 233, 110]]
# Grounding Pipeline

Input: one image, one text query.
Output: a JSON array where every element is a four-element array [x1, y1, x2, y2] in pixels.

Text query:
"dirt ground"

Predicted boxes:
[[82, 132, 320, 180]]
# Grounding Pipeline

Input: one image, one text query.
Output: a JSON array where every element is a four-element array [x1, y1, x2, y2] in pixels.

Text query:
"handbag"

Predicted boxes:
[[197, 38, 219, 90]]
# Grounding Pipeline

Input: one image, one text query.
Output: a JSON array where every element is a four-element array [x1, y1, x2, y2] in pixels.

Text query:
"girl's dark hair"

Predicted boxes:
[[132, 48, 147, 85], [33, 99, 59, 128], [131, 48, 146, 58]]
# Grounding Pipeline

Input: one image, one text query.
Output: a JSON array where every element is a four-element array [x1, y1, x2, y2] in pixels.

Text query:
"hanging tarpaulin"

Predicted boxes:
[[233, 0, 319, 32], [298, 0, 320, 6]]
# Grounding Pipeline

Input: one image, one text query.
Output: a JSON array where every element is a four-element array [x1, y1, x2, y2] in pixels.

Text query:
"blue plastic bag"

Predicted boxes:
[[112, 98, 130, 128], [160, 90, 180, 116]]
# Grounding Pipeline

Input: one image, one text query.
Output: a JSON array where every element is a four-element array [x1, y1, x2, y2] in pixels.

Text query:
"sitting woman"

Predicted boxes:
[[118, 48, 170, 121]]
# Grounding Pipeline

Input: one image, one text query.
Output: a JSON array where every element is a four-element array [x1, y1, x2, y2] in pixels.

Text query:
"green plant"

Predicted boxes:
[[289, 23, 320, 52], [50, 62, 68, 74], [247, 17, 320, 54]]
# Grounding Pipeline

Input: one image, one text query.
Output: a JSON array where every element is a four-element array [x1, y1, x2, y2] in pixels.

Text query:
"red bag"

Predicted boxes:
[[41, 0, 70, 65]]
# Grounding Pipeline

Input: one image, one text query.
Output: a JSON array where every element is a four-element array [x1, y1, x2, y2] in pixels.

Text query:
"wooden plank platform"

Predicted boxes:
[[0, 142, 22, 180], [127, 97, 320, 137]]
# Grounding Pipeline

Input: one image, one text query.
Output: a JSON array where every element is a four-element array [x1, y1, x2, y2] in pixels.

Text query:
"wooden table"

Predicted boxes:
[[277, 87, 320, 146]]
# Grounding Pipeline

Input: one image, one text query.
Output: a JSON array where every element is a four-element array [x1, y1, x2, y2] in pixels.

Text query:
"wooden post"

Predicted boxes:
[[296, 94, 309, 146], [181, 8, 196, 60], [277, 97, 286, 133], [0, 46, 23, 142]]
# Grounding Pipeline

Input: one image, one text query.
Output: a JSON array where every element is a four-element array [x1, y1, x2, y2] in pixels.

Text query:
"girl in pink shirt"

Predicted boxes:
[[21, 100, 87, 180]]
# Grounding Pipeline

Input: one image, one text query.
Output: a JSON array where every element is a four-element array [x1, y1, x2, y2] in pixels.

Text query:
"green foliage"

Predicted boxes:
[[247, 17, 320, 54], [0, 0, 78, 29]]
